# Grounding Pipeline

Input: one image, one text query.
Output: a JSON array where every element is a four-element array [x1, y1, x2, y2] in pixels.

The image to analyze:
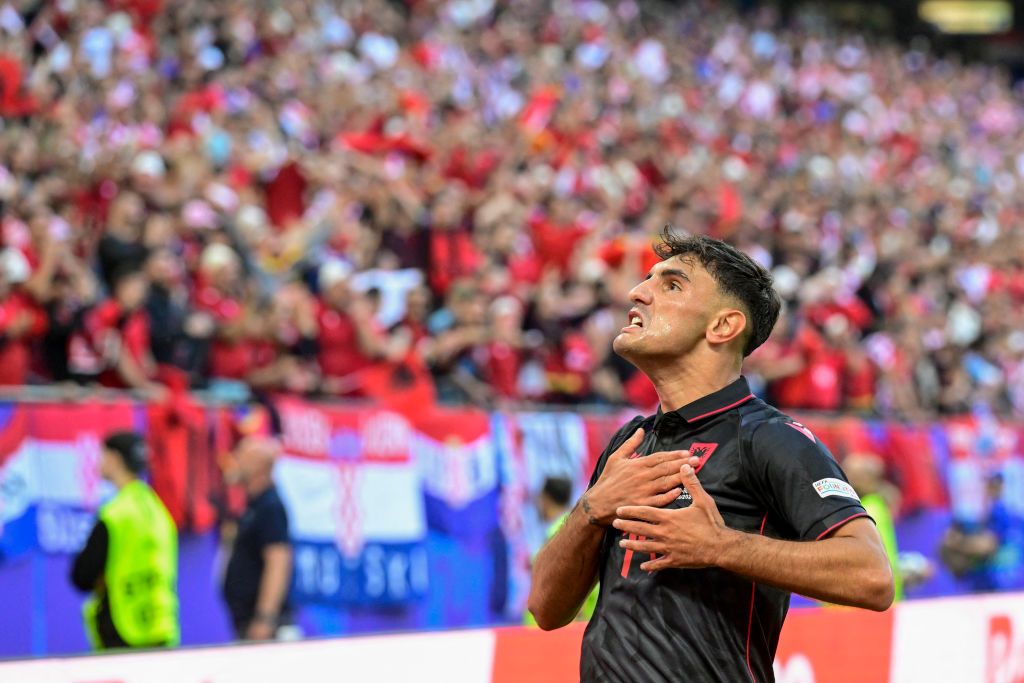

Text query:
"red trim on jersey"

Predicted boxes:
[[815, 512, 869, 541], [621, 533, 636, 578], [688, 394, 755, 422], [746, 513, 769, 683]]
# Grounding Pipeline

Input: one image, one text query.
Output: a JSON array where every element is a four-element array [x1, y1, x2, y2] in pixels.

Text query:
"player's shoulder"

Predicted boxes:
[[738, 399, 827, 451]]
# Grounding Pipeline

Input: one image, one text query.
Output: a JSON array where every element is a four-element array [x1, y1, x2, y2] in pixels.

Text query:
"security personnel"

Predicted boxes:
[[524, 477, 598, 626], [528, 231, 894, 683], [71, 431, 179, 649]]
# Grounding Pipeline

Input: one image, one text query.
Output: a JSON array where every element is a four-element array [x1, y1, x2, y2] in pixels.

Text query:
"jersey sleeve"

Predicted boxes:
[[587, 416, 645, 488], [743, 419, 870, 541]]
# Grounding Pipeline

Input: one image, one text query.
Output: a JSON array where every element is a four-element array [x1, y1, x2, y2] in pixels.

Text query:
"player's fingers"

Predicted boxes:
[[619, 537, 664, 554], [610, 428, 645, 461], [649, 488, 683, 507], [680, 464, 715, 506], [640, 556, 672, 572], [687, 455, 701, 468], [654, 473, 684, 493], [651, 460, 688, 478], [644, 450, 689, 467], [616, 505, 665, 523], [611, 517, 659, 536]]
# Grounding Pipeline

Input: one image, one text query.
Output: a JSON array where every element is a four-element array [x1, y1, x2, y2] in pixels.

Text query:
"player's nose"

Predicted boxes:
[[628, 281, 653, 305]]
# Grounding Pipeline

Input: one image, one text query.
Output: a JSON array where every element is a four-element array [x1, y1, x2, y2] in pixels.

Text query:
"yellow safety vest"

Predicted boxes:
[[84, 480, 179, 648]]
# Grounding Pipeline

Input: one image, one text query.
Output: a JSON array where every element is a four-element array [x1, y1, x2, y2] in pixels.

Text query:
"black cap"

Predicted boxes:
[[103, 431, 148, 475]]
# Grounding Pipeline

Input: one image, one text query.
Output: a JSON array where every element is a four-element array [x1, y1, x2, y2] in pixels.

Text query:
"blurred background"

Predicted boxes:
[[0, 0, 1023, 678]]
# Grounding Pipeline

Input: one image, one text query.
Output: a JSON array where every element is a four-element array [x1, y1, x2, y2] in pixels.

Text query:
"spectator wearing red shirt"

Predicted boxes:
[[527, 196, 588, 276], [842, 334, 877, 412], [427, 187, 481, 296], [68, 267, 162, 394], [316, 261, 396, 397], [480, 296, 526, 401], [0, 249, 48, 386], [543, 325, 596, 403], [758, 313, 845, 412], [247, 282, 319, 394], [194, 244, 253, 383]]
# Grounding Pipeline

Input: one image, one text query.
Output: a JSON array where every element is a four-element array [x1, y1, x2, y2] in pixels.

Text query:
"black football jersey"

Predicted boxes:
[[580, 377, 870, 683]]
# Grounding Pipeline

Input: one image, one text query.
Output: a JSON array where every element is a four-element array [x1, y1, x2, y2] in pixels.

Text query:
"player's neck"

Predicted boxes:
[[646, 359, 741, 414]]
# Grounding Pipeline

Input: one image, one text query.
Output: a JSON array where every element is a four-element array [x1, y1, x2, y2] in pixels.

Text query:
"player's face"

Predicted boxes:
[[613, 256, 720, 363]]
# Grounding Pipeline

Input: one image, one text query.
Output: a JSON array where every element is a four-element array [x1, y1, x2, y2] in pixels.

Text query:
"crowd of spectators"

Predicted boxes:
[[0, 0, 1022, 418]]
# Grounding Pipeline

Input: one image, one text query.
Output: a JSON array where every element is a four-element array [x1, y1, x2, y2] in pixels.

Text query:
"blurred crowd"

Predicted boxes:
[[0, 0, 1023, 417]]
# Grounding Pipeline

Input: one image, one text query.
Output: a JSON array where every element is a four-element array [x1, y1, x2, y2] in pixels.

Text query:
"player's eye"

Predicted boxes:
[[668, 281, 681, 291]]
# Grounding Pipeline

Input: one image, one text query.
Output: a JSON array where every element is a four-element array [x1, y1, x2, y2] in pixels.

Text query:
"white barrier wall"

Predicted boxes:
[[4, 592, 1023, 683]]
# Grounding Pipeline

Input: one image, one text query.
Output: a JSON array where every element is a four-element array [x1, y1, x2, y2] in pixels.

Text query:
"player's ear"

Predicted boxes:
[[706, 308, 746, 348]]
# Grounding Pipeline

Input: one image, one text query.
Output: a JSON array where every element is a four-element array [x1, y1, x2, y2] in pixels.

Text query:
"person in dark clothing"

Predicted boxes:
[[71, 431, 179, 650], [528, 230, 894, 683], [221, 435, 294, 640], [96, 192, 149, 291], [143, 247, 212, 381]]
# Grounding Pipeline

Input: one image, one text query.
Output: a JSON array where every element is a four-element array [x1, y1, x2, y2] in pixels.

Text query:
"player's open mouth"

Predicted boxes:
[[622, 310, 644, 332]]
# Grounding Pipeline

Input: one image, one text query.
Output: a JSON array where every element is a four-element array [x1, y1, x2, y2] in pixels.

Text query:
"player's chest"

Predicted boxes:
[[634, 421, 759, 524]]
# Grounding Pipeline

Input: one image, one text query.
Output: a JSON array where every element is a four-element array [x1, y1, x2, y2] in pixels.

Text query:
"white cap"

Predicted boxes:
[[131, 150, 166, 178], [0, 247, 30, 283], [236, 204, 268, 232], [199, 243, 239, 274], [318, 259, 353, 290]]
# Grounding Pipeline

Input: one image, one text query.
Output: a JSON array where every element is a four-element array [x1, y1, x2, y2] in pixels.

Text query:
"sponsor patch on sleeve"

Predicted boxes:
[[812, 478, 860, 501]]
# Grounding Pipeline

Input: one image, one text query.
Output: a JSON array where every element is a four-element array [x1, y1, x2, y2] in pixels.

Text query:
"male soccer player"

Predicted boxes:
[[527, 230, 894, 683]]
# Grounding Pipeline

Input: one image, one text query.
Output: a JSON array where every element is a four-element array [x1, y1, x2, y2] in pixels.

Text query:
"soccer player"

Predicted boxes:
[[527, 230, 894, 683]]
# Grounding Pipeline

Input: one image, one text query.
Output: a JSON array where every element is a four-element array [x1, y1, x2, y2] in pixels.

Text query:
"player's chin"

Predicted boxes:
[[612, 333, 640, 356]]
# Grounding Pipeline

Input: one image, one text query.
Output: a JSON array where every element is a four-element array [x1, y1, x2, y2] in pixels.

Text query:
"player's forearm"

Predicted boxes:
[[527, 501, 603, 630], [715, 526, 894, 611]]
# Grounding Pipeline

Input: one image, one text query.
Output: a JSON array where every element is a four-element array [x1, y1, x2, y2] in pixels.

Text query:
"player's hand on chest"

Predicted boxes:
[[583, 427, 692, 527], [614, 462, 731, 572]]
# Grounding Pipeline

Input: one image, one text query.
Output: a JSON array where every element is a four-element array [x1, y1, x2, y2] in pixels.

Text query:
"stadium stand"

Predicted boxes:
[[0, 0, 1020, 418]]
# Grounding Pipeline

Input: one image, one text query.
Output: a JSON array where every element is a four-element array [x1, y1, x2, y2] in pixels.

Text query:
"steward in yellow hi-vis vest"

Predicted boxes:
[[525, 478, 598, 626], [72, 431, 179, 649]]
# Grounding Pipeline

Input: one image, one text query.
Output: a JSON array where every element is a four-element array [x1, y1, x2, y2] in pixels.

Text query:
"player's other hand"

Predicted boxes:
[[613, 462, 728, 570], [581, 427, 688, 526]]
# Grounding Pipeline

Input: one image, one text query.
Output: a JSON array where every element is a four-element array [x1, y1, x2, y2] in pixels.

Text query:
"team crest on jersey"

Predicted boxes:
[[688, 443, 719, 472]]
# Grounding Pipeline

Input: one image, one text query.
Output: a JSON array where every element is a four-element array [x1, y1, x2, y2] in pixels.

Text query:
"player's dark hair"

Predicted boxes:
[[541, 477, 573, 508], [654, 227, 781, 357]]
